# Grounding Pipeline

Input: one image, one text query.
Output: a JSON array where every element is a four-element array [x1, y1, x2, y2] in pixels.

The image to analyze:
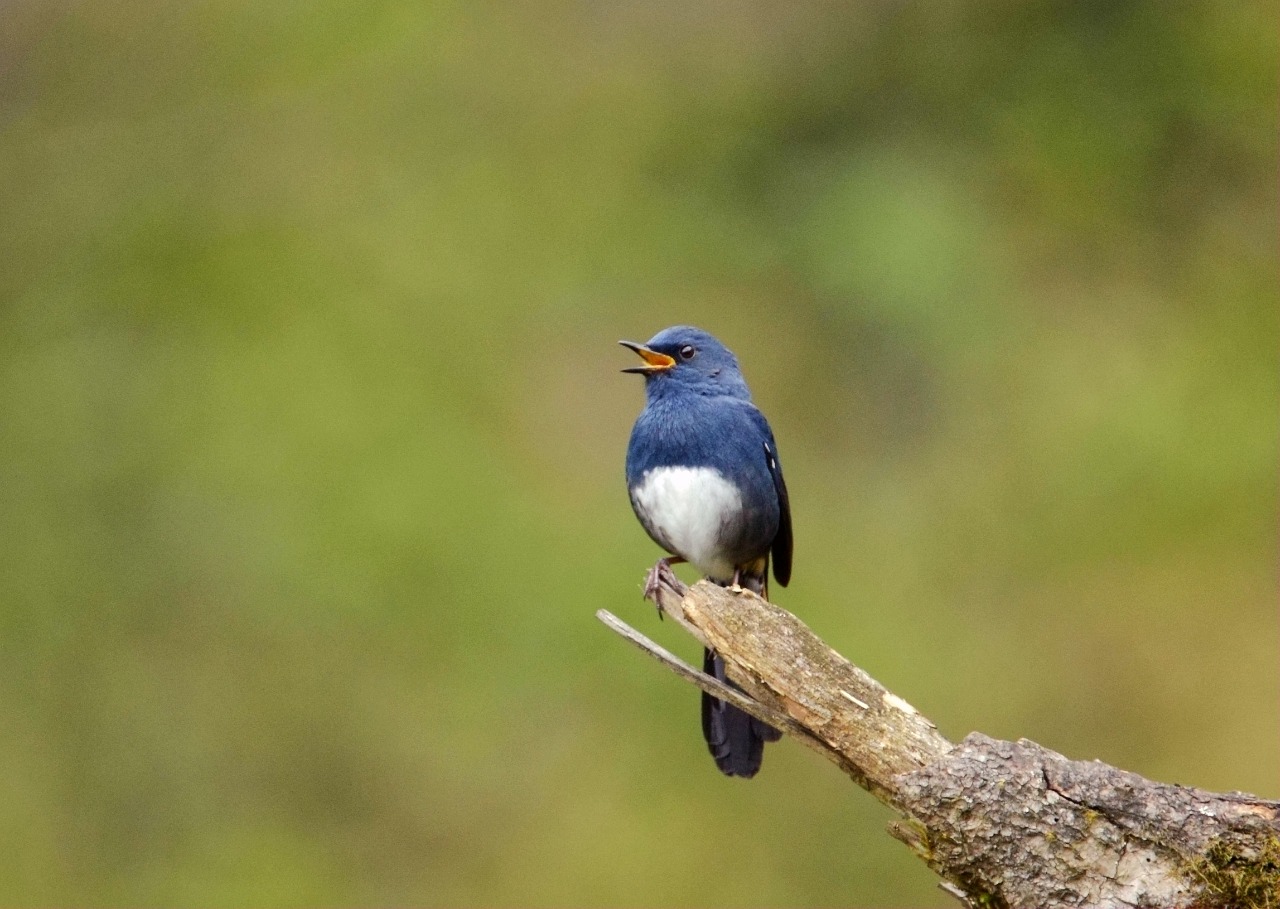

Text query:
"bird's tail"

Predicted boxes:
[[701, 648, 782, 778]]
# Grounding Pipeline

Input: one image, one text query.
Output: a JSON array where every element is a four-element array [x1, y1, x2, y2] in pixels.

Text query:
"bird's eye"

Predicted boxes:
[[679, 345, 696, 360]]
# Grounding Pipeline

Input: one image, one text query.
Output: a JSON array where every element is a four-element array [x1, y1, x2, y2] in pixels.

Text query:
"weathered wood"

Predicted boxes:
[[898, 733, 1280, 908], [596, 608, 815, 743], [600, 577, 1280, 909]]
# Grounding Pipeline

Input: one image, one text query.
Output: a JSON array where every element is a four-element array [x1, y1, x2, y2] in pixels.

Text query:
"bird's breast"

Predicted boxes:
[[629, 465, 743, 582]]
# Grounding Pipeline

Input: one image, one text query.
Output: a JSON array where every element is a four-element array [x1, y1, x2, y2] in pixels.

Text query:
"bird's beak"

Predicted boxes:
[[619, 340, 675, 374]]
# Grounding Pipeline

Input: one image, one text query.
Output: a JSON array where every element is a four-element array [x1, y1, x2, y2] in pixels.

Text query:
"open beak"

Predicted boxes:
[[619, 340, 675, 374]]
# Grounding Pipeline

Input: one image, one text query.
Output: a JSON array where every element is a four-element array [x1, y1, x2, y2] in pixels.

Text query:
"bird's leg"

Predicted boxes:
[[729, 567, 743, 592], [643, 556, 686, 618]]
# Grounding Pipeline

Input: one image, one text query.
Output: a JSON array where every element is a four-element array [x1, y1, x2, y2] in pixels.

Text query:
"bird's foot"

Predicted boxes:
[[642, 556, 687, 617]]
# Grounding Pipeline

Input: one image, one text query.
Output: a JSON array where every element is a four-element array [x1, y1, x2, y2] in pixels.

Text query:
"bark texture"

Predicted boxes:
[[599, 576, 1280, 909]]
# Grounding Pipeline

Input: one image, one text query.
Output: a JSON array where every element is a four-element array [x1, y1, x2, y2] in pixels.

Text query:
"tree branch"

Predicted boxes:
[[599, 578, 1280, 909]]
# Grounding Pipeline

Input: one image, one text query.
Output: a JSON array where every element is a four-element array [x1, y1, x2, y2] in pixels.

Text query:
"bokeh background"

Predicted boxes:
[[1, 1, 1276, 905]]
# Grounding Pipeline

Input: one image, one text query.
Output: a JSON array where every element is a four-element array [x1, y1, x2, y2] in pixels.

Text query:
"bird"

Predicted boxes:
[[620, 325, 792, 778]]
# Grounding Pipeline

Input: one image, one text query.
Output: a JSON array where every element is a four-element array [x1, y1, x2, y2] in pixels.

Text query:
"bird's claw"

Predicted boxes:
[[642, 558, 686, 618]]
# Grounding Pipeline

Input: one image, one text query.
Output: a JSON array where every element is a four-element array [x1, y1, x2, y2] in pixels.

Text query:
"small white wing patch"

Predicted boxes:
[[632, 466, 741, 581]]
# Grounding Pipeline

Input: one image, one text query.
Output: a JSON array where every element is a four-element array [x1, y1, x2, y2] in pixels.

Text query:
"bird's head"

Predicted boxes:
[[619, 326, 750, 399]]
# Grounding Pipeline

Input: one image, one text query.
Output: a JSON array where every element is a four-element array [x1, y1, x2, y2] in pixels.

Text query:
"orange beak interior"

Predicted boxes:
[[619, 341, 675, 373]]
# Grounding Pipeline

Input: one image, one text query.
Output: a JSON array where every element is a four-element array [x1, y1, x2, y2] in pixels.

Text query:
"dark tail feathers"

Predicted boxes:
[[701, 648, 782, 778]]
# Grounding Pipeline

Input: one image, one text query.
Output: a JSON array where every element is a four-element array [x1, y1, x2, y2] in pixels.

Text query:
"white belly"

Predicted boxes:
[[631, 466, 741, 581]]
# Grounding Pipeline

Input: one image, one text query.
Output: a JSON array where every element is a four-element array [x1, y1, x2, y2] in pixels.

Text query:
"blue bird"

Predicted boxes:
[[621, 326, 792, 778]]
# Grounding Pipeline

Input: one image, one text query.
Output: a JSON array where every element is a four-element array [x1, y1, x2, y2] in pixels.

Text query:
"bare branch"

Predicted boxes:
[[600, 579, 1280, 909]]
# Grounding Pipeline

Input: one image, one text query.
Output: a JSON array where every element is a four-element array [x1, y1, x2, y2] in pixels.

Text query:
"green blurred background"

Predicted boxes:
[[1, 1, 1276, 905]]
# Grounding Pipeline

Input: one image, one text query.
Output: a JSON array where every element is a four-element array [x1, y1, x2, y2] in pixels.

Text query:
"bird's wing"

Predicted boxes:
[[764, 436, 792, 587], [742, 404, 792, 588]]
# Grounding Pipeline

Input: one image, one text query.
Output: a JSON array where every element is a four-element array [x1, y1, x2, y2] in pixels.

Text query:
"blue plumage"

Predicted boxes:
[[621, 326, 792, 778]]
